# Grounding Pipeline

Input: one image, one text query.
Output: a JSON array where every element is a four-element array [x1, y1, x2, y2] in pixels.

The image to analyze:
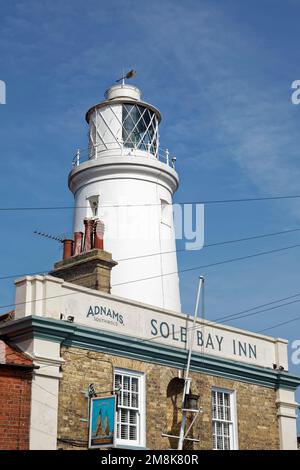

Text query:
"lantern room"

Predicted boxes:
[[85, 83, 161, 160]]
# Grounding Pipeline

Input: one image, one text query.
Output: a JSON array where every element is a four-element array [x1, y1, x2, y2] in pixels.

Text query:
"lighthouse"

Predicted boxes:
[[68, 80, 181, 312]]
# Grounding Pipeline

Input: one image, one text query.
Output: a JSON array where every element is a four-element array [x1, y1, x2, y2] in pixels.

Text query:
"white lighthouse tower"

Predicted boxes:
[[68, 79, 181, 312]]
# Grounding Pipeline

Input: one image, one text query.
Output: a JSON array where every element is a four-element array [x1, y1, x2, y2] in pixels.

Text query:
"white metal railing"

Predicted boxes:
[[71, 142, 177, 169]]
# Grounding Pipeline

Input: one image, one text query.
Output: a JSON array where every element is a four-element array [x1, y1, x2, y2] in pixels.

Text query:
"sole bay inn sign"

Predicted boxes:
[[86, 305, 257, 360], [150, 319, 257, 360], [14, 275, 288, 370]]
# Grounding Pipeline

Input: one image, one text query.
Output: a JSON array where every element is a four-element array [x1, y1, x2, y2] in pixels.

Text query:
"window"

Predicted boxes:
[[160, 199, 172, 227], [212, 388, 238, 450], [114, 369, 145, 447], [122, 104, 158, 155], [86, 195, 99, 217]]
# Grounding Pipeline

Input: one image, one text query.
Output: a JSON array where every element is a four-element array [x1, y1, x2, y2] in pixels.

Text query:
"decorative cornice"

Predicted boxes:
[[1, 316, 300, 391]]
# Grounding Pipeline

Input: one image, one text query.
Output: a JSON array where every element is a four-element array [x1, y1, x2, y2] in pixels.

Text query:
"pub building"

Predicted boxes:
[[0, 80, 299, 450]]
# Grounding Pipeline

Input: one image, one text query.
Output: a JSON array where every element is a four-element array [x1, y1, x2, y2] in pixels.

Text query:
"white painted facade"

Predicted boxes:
[[276, 388, 299, 450], [11, 274, 299, 450], [2, 275, 298, 450], [15, 334, 63, 450], [14, 275, 290, 370], [69, 84, 181, 312]]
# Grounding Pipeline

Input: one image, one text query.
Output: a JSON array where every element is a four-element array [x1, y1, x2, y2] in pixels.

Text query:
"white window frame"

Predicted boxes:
[[160, 199, 172, 227], [212, 387, 238, 450], [86, 195, 99, 217], [114, 368, 146, 448]]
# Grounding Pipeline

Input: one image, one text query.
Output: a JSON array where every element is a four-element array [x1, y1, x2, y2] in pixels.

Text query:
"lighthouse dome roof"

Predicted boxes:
[[105, 84, 141, 101]]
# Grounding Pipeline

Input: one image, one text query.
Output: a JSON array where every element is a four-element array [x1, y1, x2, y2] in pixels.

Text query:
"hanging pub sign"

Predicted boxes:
[[88, 395, 116, 449]]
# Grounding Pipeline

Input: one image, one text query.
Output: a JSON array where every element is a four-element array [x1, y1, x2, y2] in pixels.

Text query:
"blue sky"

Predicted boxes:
[[1, 0, 300, 431]]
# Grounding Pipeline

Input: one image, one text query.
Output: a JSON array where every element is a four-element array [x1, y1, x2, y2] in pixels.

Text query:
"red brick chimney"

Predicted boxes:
[[50, 218, 117, 293]]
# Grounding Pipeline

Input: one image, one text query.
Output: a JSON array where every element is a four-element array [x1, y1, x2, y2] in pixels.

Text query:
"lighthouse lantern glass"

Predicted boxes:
[[122, 104, 158, 155]]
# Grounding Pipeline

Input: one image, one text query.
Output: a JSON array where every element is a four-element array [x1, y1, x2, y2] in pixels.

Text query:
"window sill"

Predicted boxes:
[[115, 445, 148, 450]]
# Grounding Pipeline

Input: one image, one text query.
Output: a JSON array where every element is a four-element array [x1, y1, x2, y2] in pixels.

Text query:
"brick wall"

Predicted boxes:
[[57, 346, 280, 450], [50, 249, 117, 294], [0, 341, 33, 450]]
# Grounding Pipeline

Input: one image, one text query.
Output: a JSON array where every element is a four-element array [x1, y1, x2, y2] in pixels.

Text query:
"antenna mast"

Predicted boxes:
[[34, 230, 63, 243]]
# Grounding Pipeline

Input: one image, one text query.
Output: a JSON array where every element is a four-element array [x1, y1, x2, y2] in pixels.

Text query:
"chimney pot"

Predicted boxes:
[[83, 218, 95, 252], [62, 239, 73, 259], [74, 231, 83, 255], [94, 220, 105, 250]]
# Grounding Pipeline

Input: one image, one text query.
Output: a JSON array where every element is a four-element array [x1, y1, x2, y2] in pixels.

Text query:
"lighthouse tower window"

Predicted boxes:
[[122, 104, 158, 155], [86, 195, 99, 217], [114, 369, 145, 447], [161, 199, 172, 227]]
